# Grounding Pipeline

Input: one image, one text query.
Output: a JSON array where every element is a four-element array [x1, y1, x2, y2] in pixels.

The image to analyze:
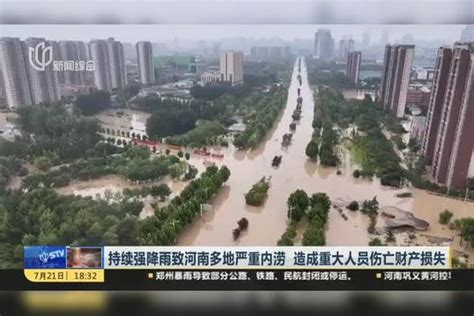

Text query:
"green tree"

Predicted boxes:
[[116, 217, 139, 245], [75, 90, 111, 116], [460, 218, 474, 247], [305, 140, 319, 160], [439, 209, 453, 225], [150, 184, 172, 201], [302, 219, 326, 246], [361, 197, 379, 215], [287, 190, 309, 221], [346, 201, 359, 211], [369, 238, 384, 246], [146, 110, 197, 138], [245, 177, 271, 206]]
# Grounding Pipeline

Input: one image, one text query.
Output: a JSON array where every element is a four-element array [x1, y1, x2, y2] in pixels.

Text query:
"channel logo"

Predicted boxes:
[[28, 41, 53, 71], [24, 246, 67, 269]]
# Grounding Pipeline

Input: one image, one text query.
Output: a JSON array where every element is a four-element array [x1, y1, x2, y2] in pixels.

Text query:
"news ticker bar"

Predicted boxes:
[[24, 246, 452, 270], [17, 245, 467, 290], [2, 269, 473, 290]]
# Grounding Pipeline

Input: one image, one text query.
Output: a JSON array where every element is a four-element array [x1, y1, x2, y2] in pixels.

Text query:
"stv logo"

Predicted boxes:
[[38, 249, 64, 264], [38, 251, 50, 263], [28, 42, 53, 71]]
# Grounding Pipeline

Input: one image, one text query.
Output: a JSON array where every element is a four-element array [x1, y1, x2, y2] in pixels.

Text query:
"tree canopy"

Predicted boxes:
[[75, 90, 111, 116], [146, 109, 197, 138]]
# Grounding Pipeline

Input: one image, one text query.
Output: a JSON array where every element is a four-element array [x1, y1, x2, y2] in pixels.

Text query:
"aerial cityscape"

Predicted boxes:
[[0, 24, 473, 268]]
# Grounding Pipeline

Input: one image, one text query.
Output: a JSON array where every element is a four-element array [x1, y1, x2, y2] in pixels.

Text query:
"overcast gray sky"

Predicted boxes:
[[0, 25, 466, 44], [0, 0, 472, 24]]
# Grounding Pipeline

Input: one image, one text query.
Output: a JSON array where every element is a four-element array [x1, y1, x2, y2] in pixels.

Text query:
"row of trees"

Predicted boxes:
[[0, 157, 26, 197], [308, 87, 471, 194], [305, 90, 340, 166], [139, 92, 235, 141], [122, 183, 172, 202], [138, 165, 230, 245], [21, 146, 186, 190], [0, 163, 230, 268], [278, 190, 331, 246], [360, 197, 379, 234], [277, 220, 298, 246], [318, 125, 339, 167], [438, 210, 474, 249], [167, 121, 226, 147], [306, 110, 339, 167], [245, 177, 271, 206], [14, 104, 102, 160], [233, 87, 288, 149], [0, 187, 145, 267], [308, 89, 404, 187], [142, 94, 235, 141], [351, 128, 404, 187], [142, 60, 292, 145], [302, 193, 331, 246], [455, 218, 474, 248], [190, 83, 252, 101]]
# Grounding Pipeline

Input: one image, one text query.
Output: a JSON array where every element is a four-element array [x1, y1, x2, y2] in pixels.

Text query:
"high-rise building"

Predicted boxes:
[[136, 41, 155, 85], [89, 39, 112, 92], [75, 41, 89, 61], [76, 41, 93, 85], [339, 39, 355, 60], [106, 38, 127, 89], [379, 44, 415, 118], [219, 51, 244, 85], [424, 42, 474, 189], [250, 46, 268, 60], [0, 37, 33, 109], [58, 40, 85, 85], [314, 29, 334, 60], [250, 46, 290, 61], [421, 47, 453, 164], [49, 41, 64, 85], [346, 51, 361, 84], [89, 38, 127, 91], [23, 37, 61, 105]]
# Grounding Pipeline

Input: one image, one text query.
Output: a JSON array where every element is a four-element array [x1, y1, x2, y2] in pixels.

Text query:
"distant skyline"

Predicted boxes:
[[0, 25, 467, 45]]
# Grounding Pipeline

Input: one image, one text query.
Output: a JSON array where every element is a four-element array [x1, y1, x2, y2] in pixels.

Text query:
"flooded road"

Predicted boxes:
[[55, 175, 189, 218], [178, 57, 474, 254], [179, 57, 380, 246]]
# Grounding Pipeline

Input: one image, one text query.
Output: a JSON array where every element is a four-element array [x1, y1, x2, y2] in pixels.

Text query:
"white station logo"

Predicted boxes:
[[28, 41, 53, 71]]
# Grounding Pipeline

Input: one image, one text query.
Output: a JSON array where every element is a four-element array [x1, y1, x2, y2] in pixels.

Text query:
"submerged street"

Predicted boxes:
[[177, 57, 473, 253]]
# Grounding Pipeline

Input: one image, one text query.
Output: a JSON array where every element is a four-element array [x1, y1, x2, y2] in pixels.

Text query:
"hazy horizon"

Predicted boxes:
[[0, 25, 467, 46]]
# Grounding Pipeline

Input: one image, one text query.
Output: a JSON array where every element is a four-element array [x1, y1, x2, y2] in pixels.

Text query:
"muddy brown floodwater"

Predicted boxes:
[[55, 175, 189, 218], [177, 57, 474, 257]]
